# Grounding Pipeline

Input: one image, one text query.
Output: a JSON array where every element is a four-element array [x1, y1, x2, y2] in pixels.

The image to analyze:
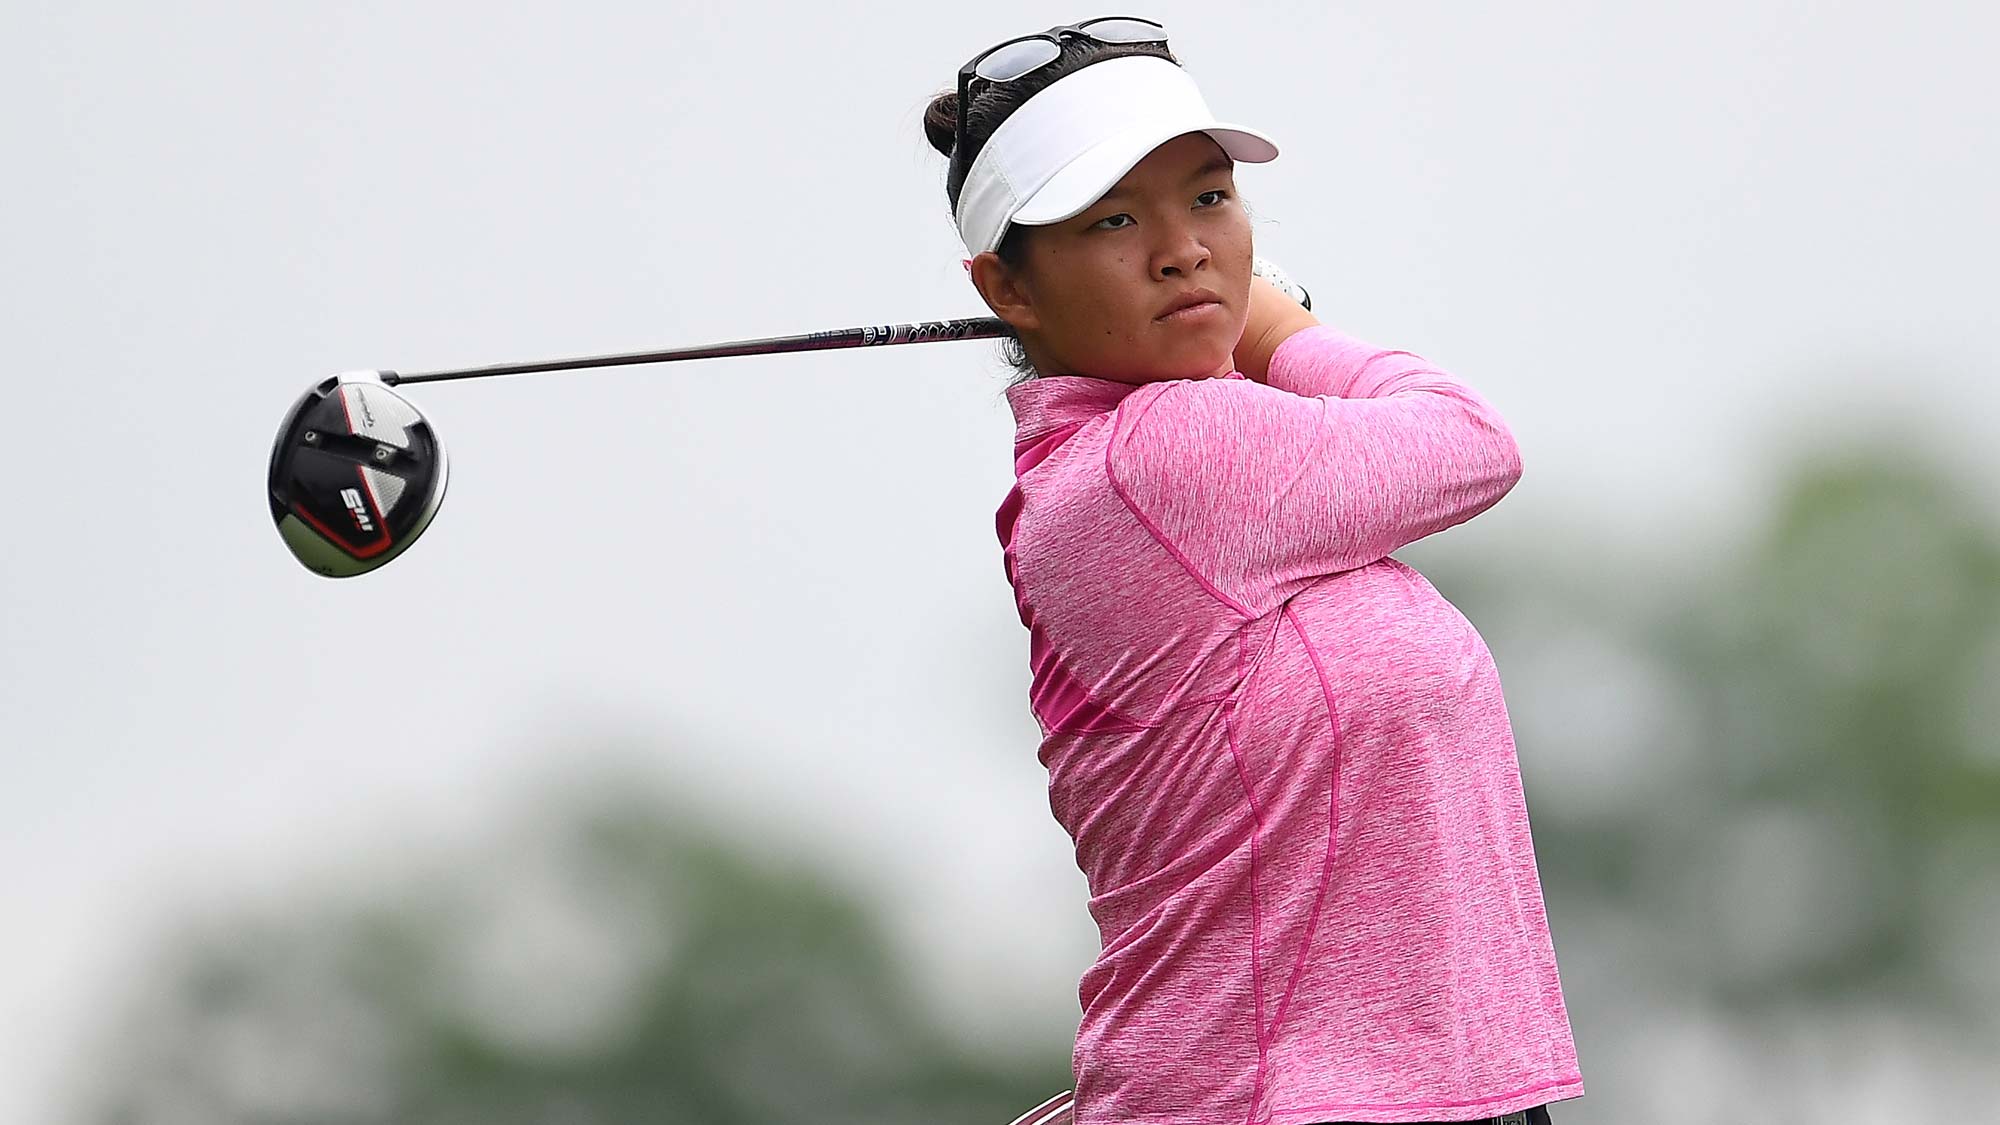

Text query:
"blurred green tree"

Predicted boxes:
[[1415, 444, 2000, 1117], [78, 774, 1071, 1125]]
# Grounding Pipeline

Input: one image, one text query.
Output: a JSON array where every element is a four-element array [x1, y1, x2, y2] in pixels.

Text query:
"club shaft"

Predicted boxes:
[[383, 316, 1012, 386]]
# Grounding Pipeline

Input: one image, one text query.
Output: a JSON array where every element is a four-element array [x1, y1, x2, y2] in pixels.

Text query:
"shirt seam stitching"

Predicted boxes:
[[1103, 383, 1257, 620]]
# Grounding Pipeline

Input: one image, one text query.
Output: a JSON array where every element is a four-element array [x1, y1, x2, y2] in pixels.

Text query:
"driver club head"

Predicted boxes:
[[268, 370, 448, 577]]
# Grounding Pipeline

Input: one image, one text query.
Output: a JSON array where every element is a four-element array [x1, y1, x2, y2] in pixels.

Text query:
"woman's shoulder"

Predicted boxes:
[[1111, 370, 1305, 443]]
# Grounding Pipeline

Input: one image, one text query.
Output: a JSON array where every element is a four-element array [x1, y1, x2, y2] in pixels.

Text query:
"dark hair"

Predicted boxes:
[[923, 38, 1182, 388]]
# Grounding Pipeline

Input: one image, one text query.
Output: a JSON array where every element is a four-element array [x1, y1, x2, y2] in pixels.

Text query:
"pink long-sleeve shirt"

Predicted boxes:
[[995, 325, 1584, 1124]]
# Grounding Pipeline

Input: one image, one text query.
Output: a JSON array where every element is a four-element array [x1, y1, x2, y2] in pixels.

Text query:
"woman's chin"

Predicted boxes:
[[1083, 334, 1235, 382], [1160, 336, 1238, 380], [1153, 313, 1240, 350]]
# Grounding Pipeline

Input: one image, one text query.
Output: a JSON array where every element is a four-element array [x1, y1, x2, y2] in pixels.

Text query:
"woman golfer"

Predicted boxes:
[[923, 18, 1583, 1125]]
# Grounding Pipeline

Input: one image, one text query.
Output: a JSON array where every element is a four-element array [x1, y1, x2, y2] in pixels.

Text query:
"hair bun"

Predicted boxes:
[[922, 89, 960, 159]]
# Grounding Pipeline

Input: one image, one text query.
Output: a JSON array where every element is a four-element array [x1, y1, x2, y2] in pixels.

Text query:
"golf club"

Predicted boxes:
[[267, 259, 1312, 578], [1006, 1089, 1074, 1125]]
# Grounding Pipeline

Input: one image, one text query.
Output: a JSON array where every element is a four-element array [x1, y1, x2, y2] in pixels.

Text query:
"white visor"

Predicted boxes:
[[953, 54, 1279, 259]]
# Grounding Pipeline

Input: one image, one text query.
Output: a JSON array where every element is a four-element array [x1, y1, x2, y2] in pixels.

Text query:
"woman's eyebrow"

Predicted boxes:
[[1185, 155, 1236, 183]]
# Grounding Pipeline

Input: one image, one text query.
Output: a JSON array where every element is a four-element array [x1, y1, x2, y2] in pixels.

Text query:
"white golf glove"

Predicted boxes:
[[1251, 255, 1312, 310]]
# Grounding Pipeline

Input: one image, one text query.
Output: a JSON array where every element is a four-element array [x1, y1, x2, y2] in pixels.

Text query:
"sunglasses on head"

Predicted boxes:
[[948, 16, 1170, 199]]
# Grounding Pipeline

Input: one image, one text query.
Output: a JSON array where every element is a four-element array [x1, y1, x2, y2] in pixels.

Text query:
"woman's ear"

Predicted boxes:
[[968, 251, 1041, 333]]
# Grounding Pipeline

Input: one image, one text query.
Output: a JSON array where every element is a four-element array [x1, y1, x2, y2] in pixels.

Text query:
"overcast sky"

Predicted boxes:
[[4, 2, 1995, 1120]]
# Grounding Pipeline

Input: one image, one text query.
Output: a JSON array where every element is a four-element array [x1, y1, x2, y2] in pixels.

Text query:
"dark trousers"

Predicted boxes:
[[1312, 1105, 1551, 1125]]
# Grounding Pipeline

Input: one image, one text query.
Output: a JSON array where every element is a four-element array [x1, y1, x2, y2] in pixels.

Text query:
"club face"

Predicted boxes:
[[268, 371, 447, 577]]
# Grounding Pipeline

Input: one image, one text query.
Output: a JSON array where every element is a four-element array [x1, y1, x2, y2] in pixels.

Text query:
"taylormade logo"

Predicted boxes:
[[341, 488, 375, 532]]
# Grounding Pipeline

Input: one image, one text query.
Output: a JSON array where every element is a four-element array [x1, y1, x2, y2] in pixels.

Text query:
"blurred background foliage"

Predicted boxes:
[[78, 776, 1072, 1125], [74, 444, 2000, 1123]]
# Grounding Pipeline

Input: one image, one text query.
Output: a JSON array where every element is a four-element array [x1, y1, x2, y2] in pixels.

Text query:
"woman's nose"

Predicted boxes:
[[1153, 227, 1210, 279]]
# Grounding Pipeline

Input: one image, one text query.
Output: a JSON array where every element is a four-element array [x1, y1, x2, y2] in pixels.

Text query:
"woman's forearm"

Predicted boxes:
[[1233, 273, 1320, 382]]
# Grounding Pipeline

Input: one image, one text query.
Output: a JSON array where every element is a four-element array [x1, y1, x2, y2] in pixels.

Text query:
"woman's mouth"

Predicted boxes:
[[1157, 301, 1223, 324]]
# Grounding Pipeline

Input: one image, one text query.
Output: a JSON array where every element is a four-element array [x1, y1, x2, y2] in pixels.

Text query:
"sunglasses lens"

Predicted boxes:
[[1079, 18, 1167, 44], [976, 38, 1061, 82]]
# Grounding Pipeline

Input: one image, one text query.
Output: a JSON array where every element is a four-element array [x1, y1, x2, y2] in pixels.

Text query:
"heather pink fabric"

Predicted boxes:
[[995, 325, 1584, 1124]]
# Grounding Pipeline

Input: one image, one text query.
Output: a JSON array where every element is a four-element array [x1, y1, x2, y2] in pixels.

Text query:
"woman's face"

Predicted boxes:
[[970, 131, 1255, 385]]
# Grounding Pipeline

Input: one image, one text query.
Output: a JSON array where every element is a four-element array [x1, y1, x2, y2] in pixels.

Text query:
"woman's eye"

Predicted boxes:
[[1091, 190, 1232, 230]]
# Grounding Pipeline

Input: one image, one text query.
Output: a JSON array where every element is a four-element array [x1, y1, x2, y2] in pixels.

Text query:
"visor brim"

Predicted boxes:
[[1010, 123, 1280, 228]]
